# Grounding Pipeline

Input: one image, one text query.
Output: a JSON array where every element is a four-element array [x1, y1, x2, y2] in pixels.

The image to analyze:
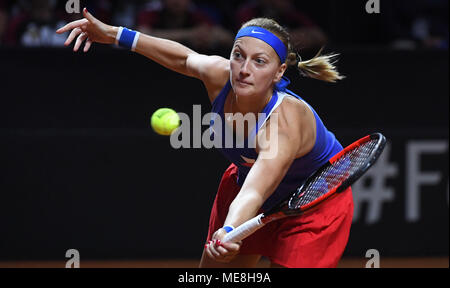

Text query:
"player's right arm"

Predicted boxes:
[[56, 8, 229, 102]]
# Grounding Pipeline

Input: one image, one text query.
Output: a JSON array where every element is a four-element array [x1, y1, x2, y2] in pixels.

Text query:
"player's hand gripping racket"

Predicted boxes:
[[223, 133, 386, 243]]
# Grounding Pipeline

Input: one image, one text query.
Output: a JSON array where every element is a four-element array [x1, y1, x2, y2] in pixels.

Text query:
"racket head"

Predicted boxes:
[[287, 133, 386, 214]]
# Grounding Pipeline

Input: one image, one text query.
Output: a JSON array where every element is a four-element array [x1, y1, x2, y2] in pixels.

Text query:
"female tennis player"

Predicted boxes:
[[56, 8, 353, 268]]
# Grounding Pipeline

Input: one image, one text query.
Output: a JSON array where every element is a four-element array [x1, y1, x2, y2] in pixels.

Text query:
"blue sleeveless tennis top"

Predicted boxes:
[[209, 77, 343, 211]]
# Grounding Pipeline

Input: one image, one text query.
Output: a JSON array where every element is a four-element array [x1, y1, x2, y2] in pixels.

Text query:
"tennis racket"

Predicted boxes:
[[223, 132, 386, 243]]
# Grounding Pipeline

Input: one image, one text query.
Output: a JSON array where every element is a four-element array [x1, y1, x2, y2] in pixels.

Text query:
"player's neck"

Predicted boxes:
[[233, 89, 273, 116]]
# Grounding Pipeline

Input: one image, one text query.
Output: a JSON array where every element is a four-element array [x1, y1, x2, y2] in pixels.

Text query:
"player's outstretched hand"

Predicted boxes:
[[56, 8, 117, 52], [205, 228, 242, 263]]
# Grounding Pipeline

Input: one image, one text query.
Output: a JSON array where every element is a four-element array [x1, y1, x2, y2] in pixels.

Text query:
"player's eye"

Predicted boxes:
[[255, 58, 266, 65], [233, 51, 242, 59]]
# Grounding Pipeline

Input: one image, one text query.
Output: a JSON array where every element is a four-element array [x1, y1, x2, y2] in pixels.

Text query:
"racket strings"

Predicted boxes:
[[292, 139, 379, 208]]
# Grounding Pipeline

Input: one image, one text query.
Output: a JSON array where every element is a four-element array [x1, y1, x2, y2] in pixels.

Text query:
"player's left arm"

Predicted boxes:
[[224, 104, 305, 229], [205, 102, 309, 262]]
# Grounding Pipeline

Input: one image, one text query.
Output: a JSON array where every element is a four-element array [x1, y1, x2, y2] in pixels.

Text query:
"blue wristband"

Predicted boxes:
[[116, 27, 140, 51], [223, 225, 234, 233]]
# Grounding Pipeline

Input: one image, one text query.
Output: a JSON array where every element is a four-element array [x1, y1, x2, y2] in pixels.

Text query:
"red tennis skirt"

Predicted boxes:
[[206, 163, 354, 268]]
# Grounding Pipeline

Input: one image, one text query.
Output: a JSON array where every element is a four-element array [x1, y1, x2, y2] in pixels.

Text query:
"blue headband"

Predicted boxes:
[[235, 26, 287, 63]]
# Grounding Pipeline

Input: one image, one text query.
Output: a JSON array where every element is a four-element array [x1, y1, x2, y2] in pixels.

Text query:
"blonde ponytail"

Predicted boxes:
[[295, 48, 345, 83]]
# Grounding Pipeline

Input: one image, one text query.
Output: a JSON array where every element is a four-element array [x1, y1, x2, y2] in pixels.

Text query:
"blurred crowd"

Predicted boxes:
[[0, 0, 447, 52]]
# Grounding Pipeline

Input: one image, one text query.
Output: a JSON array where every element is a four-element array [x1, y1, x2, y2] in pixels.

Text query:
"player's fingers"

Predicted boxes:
[[214, 240, 240, 260], [205, 241, 238, 262], [205, 242, 220, 259], [208, 245, 223, 258], [220, 241, 241, 253], [218, 246, 240, 259], [56, 19, 88, 34], [216, 245, 231, 256], [74, 32, 88, 52], [205, 246, 215, 259], [65, 28, 82, 46], [208, 242, 221, 258], [84, 38, 93, 52], [82, 7, 97, 23]]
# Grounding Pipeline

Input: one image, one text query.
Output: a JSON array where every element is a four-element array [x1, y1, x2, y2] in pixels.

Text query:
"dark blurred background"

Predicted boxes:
[[0, 0, 448, 266], [1, 0, 448, 52]]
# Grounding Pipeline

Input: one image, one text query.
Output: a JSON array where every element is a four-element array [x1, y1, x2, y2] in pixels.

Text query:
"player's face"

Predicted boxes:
[[230, 37, 286, 99]]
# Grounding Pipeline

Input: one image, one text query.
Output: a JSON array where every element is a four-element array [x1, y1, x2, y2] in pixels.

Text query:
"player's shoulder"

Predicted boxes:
[[275, 94, 311, 123], [271, 94, 316, 157], [272, 93, 316, 137], [187, 54, 229, 101]]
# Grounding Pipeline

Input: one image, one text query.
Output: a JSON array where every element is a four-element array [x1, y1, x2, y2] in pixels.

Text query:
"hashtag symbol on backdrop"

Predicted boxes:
[[352, 143, 398, 224]]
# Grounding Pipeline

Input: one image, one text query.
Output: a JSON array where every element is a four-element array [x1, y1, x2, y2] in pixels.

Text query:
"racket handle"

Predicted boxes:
[[222, 214, 265, 243]]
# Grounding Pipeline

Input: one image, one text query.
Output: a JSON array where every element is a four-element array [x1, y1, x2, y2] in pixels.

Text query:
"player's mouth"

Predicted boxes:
[[236, 79, 252, 86]]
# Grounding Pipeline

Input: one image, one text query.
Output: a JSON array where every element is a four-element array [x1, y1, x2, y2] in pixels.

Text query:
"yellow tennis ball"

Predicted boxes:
[[151, 108, 180, 136]]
